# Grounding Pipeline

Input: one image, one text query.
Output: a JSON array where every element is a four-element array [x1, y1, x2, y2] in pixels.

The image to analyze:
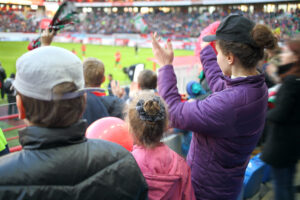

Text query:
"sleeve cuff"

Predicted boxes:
[[158, 64, 173, 72], [200, 45, 214, 58]]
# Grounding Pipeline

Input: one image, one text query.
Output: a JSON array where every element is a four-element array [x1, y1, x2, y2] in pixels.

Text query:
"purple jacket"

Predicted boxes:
[[158, 46, 268, 200]]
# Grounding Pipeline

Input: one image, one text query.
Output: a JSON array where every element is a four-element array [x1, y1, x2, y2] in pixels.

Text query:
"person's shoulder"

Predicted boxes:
[[283, 75, 300, 85], [0, 151, 27, 183], [86, 92, 105, 104], [100, 95, 116, 101], [100, 95, 124, 105], [281, 75, 300, 94], [86, 139, 131, 158], [86, 139, 140, 175], [0, 150, 23, 165]]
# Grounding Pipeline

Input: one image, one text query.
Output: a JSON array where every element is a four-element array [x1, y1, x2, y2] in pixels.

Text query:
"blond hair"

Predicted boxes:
[[83, 58, 105, 87], [138, 70, 157, 90], [126, 91, 168, 148]]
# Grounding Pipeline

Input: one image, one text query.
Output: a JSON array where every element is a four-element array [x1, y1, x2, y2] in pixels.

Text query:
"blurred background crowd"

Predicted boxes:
[[1, 8, 299, 38]]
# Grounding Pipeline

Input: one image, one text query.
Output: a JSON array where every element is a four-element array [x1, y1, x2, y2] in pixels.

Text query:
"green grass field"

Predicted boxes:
[[0, 41, 193, 87], [0, 41, 193, 148]]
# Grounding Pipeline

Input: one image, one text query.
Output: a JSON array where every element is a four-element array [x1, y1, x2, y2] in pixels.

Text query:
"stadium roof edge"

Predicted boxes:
[[201, 0, 298, 5], [75, 1, 194, 7], [75, 0, 298, 7]]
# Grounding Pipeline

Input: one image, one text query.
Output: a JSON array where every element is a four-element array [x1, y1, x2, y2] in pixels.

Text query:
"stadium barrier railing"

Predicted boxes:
[[0, 103, 25, 153]]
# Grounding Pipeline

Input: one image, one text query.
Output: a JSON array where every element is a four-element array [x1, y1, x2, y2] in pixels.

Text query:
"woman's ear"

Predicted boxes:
[[16, 95, 26, 119], [227, 52, 235, 65]]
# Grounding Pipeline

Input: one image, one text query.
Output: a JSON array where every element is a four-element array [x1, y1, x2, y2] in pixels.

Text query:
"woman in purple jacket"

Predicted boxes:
[[152, 14, 278, 200]]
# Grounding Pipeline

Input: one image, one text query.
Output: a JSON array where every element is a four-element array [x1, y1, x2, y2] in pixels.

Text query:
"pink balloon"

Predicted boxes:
[[195, 21, 221, 58], [86, 117, 134, 152]]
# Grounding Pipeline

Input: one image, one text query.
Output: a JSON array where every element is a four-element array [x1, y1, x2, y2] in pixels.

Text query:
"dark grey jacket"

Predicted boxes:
[[0, 120, 148, 200], [261, 75, 300, 167]]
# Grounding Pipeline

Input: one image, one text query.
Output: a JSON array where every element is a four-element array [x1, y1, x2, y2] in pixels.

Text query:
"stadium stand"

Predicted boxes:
[[0, 9, 299, 37]]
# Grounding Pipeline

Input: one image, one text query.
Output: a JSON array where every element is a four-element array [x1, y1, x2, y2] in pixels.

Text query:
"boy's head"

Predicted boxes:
[[108, 74, 113, 81], [137, 70, 157, 90], [83, 58, 105, 87], [14, 46, 85, 128], [126, 91, 168, 148]]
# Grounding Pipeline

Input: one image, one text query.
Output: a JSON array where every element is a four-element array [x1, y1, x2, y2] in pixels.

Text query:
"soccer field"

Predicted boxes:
[[0, 41, 193, 147], [0, 41, 194, 87]]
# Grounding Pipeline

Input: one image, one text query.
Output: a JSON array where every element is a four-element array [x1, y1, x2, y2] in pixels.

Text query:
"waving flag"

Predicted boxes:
[[28, 0, 79, 50], [133, 14, 148, 33]]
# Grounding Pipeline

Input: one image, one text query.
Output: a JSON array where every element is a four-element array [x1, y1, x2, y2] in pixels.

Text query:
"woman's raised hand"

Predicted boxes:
[[151, 32, 174, 67]]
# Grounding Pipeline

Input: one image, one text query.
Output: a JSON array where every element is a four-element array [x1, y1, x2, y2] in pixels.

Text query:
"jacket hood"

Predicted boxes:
[[132, 144, 185, 199], [144, 173, 181, 199], [19, 120, 87, 149]]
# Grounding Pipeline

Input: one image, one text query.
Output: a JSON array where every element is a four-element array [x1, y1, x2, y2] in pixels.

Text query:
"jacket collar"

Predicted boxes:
[[222, 73, 266, 88], [19, 120, 87, 150]]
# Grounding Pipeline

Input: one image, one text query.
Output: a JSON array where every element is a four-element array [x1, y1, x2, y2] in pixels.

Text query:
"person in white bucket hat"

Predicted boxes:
[[0, 46, 148, 200]]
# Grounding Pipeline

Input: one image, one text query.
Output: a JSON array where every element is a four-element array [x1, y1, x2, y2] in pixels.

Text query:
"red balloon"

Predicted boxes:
[[86, 117, 133, 152], [195, 21, 221, 58]]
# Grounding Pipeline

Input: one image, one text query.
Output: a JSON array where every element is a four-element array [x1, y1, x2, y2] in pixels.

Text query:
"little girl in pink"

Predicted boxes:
[[127, 91, 195, 200]]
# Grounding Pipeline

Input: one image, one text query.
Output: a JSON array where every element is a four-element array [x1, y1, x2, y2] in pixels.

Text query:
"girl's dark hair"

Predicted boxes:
[[218, 24, 278, 69], [126, 91, 168, 148], [19, 82, 85, 128]]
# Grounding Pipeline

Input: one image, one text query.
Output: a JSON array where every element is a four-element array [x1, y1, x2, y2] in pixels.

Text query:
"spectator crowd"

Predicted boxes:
[[0, 11, 299, 200], [0, 8, 299, 38], [0, 10, 39, 33]]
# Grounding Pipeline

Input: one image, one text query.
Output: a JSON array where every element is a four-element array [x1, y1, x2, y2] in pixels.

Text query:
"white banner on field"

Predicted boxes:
[[0, 32, 39, 41], [0, 32, 196, 50]]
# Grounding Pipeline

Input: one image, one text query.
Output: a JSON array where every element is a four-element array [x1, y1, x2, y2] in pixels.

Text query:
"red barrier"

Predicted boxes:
[[3, 124, 27, 132], [7, 136, 19, 141], [0, 113, 25, 153], [9, 145, 22, 153], [0, 114, 18, 121]]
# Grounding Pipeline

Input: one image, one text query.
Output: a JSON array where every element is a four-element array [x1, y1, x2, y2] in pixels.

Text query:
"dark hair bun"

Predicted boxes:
[[252, 24, 278, 50], [143, 100, 160, 116]]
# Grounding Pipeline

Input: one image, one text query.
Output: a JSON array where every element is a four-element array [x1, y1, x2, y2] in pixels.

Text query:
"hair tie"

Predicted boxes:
[[136, 96, 165, 122]]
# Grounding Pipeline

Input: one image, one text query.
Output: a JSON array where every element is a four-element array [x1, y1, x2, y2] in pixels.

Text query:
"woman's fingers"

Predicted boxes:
[[151, 32, 174, 66], [151, 32, 161, 50], [166, 38, 173, 52]]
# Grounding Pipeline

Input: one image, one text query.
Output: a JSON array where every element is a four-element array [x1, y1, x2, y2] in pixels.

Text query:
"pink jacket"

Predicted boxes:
[[132, 143, 195, 200]]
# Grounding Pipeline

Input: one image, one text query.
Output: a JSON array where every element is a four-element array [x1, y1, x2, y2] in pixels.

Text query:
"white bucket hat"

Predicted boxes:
[[14, 46, 84, 101]]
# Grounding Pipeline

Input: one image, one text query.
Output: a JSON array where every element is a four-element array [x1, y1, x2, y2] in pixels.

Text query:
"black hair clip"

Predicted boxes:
[[136, 96, 165, 122]]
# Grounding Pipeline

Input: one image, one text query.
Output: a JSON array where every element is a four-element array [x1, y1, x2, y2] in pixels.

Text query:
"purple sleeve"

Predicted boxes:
[[158, 65, 235, 137], [200, 45, 226, 92]]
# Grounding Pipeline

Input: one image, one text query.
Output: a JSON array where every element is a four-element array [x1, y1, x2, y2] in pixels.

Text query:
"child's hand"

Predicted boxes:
[[152, 32, 174, 67], [111, 80, 125, 98]]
